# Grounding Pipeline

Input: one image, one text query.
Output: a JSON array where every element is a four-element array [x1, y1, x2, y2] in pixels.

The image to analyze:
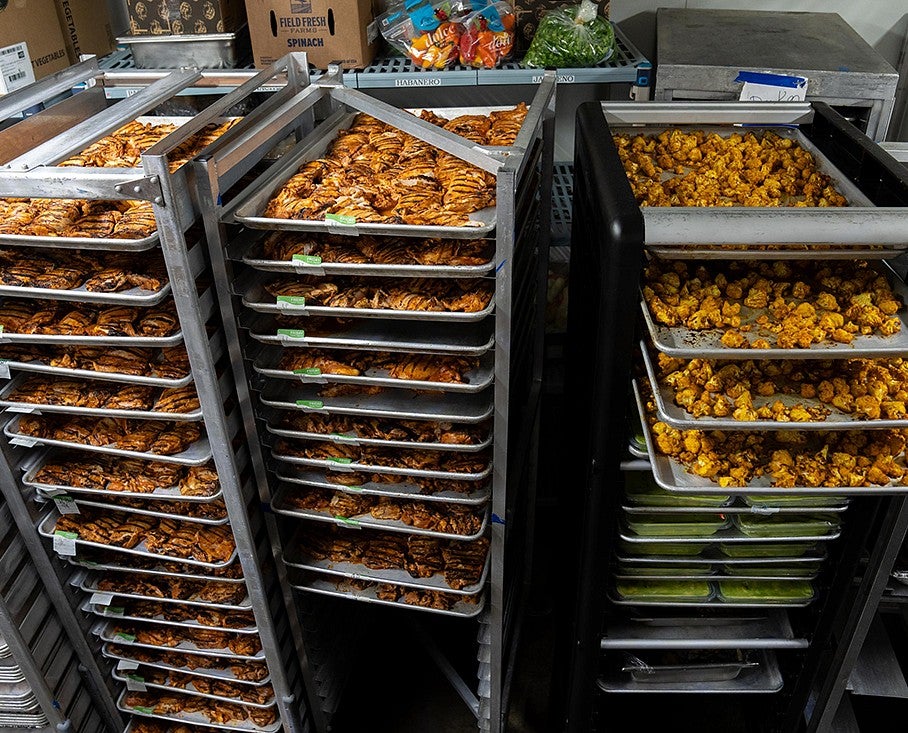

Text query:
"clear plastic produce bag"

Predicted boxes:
[[522, 0, 615, 68]]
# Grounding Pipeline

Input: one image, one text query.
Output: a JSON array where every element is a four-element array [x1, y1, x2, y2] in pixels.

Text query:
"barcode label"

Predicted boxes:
[[0, 43, 35, 95]]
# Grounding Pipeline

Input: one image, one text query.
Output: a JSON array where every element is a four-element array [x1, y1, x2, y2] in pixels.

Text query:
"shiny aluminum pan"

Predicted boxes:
[[228, 110, 496, 240], [0, 679, 37, 703], [640, 264, 908, 360], [38, 511, 238, 569], [96, 621, 265, 661], [265, 414, 492, 453], [260, 381, 493, 424], [253, 345, 494, 394], [8, 416, 212, 465], [0, 280, 170, 307], [81, 599, 257, 634], [71, 557, 245, 584], [0, 355, 192, 389], [619, 526, 841, 544], [0, 230, 159, 253], [67, 497, 227, 526], [103, 643, 270, 686], [21, 446, 220, 503], [290, 575, 487, 619], [271, 483, 489, 541], [276, 468, 491, 505], [0, 317, 184, 348], [621, 501, 849, 516], [633, 379, 908, 496], [614, 571, 818, 582], [608, 591, 814, 609], [80, 573, 250, 610], [112, 669, 275, 709], [615, 550, 826, 566], [271, 448, 492, 482], [117, 688, 280, 733], [0, 374, 202, 421], [243, 311, 494, 356], [283, 544, 489, 596], [239, 277, 495, 323], [641, 340, 908, 430], [235, 232, 496, 279]]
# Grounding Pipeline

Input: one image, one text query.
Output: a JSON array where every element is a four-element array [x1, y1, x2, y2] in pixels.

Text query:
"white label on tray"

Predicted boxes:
[[9, 436, 37, 448], [736, 71, 808, 102], [0, 362, 9, 379], [53, 532, 77, 556], [125, 675, 147, 692], [117, 660, 140, 672], [5, 405, 36, 414], [90, 592, 114, 606], [0, 43, 36, 95], [53, 496, 80, 515]]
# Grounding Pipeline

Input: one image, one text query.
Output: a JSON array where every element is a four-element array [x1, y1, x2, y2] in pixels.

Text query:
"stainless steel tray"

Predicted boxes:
[[290, 576, 487, 619], [8, 416, 212, 465], [622, 660, 759, 683], [641, 340, 908, 430], [265, 415, 492, 453], [68, 497, 227, 526], [633, 379, 908, 496], [284, 545, 489, 596], [615, 550, 826, 566], [103, 643, 270, 686], [244, 311, 495, 356], [112, 669, 275, 709], [253, 346, 494, 395], [271, 483, 489, 541], [619, 527, 841, 544], [239, 277, 495, 323], [0, 374, 202, 421], [609, 590, 815, 609], [0, 231, 160, 252], [80, 573, 251, 610], [260, 381, 493, 424], [640, 265, 908, 360], [627, 441, 648, 459], [622, 502, 849, 515], [0, 354, 192, 389], [38, 511, 238, 569], [0, 280, 170, 307], [271, 449, 492, 482], [276, 468, 491, 505], [70, 557, 245, 584], [117, 688, 279, 733], [614, 571, 818, 582], [235, 233, 496, 279], [229, 111, 496, 240], [21, 448, 220, 503], [0, 327, 184, 348], [82, 600, 257, 635], [96, 621, 265, 661]]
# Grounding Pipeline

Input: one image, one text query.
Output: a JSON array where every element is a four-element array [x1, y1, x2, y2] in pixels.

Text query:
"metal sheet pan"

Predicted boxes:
[[641, 340, 908, 430], [622, 502, 849, 515], [620, 527, 840, 544], [627, 441, 648, 459], [253, 345, 494, 395], [235, 233, 496, 279], [70, 557, 245, 584], [96, 621, 265, 661], [290, 576, 487, 618], [260, 381, 493, 424], [276, 468, 491, 505], [229, 111, 496, 240], [244, 311, 495, 355], [614, 571, 818, 582], [265, 415, 492, 453], [0, 327, 184, 347], [608, 591, 814, 609], [80, 573, 251, 610], [21, 447, 220, 502], [622, 660, 759, 684], [112, 669, 275, 709], [9, 417, 213, 466], [103, 643, 270, 686], [633, 379, 908, 496], [0, 230, 160, 253], [0, 355, 193, 388], [0, 280, 170, 307], [640, 264, 908, 360], [239, 278, 495, 323], [82, 599, 257, 634], [0, 374, 202, 421], [271, 483, 489, 541], [271, 449, 492, 482], [284, 546, 489, 596], [67, 497, 227, 526], [38, 511, 238, 569], [615, 550, 826, 566], [645, 244, 905, 261], [117, 689, 280, 733]]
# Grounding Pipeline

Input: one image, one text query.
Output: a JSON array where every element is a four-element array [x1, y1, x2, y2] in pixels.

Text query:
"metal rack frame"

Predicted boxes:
[[0, 55, 314, 733], [189, 53, 554, 733]]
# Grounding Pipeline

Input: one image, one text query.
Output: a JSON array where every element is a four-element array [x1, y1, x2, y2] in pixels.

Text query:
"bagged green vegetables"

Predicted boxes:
[[522, 0, 615, 68]]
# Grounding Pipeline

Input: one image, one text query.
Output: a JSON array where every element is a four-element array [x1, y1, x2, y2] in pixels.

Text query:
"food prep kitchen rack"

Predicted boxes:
[[187, 56, 555, 733], [557, 101, 908, 733], [0, 55, 321, 733]]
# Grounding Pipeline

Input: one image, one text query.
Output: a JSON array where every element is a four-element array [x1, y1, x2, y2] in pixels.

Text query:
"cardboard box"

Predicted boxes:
[[125, 0, 247, 35], [245, 0, 377, 69], [55, 0, 117, 61], [0, 0, 70, 88], [514, 0, 609, 53]]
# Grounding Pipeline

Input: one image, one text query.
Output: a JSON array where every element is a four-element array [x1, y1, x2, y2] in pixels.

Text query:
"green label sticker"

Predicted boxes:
[[54, 531, 78, 539], [330, 432, 359, 441], [277, 328, 306, 339], [293, 367, 322, 376], [276, 295, 306, 306], [115, 632, 136, 642], [128, 675, 145, 683], [296, 400, 323, 409], [325, 213, 356, 226], [327, 457, 353, 465], [334, 515, 361, 528], [133, 706, 154, 714], [106, 606, 125, 615], [291, 254, 323, 265], [344, 485, 364, 492], [81, 560, 98, 567]]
